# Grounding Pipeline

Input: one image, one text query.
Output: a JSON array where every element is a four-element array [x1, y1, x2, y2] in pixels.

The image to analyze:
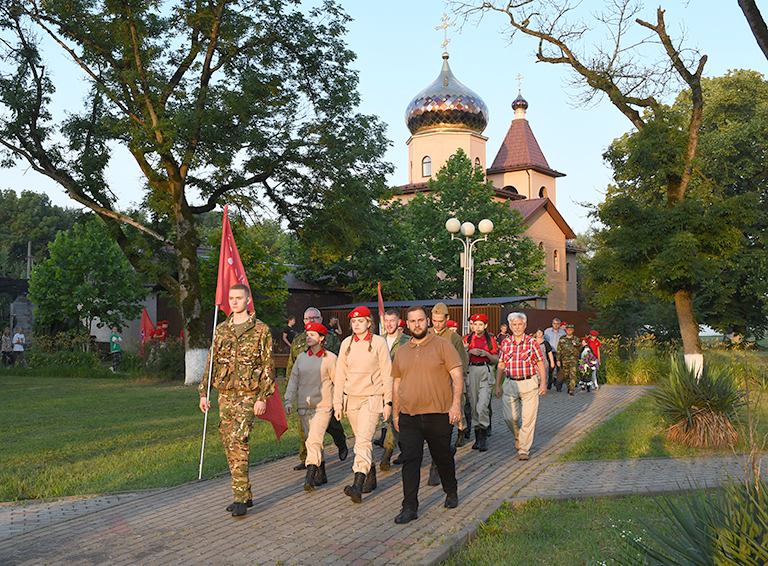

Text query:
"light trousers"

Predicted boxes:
[[500, 376, 540, 456], [345, 395, 383, 474], [298, 408, 333, 466]]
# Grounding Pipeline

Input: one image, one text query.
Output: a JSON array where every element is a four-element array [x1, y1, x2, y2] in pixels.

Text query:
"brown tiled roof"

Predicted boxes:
[[508, 197, 577, 239], [487, 119, 565, 178], [396, 182, 525, 202]]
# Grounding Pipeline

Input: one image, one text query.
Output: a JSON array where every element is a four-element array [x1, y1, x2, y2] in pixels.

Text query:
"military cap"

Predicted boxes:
[[348, 306, 371, 318], [432, 302, 449, 315], [469, 313, 488, 324], [305, 323, 327, 335], [566, 323, 575, 329]]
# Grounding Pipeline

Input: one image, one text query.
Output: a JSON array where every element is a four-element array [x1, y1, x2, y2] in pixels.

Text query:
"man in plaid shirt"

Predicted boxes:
[[495, 312, 547, 460]]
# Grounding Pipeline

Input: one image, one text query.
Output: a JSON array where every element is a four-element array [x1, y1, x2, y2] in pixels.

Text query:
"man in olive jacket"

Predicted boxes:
[[199, 284, 275, 518]]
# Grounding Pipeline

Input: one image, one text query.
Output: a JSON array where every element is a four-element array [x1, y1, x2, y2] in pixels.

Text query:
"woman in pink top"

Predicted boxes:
[[334, 306, 393, 503]]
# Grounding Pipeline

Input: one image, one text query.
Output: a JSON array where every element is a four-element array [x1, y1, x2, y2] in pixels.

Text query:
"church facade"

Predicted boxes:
[[392, 51, 580, 311]]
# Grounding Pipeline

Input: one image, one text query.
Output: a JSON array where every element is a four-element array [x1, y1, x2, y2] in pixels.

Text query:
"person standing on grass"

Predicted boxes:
[[12, 327, 28, 368], [198, 283, 275, 518], [391, 305, 463, 524], [284, 323, 336, 492], [109, 327, 123, 373], [2, 327, 12, 367], [495, 312, 547, 461], [334, 305, 392, 504]]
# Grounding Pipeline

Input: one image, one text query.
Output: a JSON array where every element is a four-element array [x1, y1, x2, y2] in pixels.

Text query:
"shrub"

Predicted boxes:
[[618, 478, 768, 566], [144, 340, 185, 381], [24, 350, 113, 378], [601, 335, 670, 385], [652, 357, 743, 449]]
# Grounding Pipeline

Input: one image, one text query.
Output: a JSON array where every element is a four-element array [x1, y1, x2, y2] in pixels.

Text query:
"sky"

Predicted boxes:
[[3, 0, 767, 235]]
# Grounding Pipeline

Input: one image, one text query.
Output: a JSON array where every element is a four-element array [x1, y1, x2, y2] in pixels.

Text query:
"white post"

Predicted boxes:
[[198, 308, 219, 480]]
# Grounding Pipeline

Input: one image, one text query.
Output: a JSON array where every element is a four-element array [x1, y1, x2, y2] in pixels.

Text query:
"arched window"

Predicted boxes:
[[566, 262, 570, 281], [422, 156, 432, 177], [475, 157, 481, 168], [539, 186, 549, 198], [504, 185, 519, 194], [553, 249, 560, 272]]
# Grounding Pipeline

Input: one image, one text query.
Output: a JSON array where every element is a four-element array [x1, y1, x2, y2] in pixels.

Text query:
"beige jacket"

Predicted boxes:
[[334, 334, 393, 411], [284, 350, 337, 411]]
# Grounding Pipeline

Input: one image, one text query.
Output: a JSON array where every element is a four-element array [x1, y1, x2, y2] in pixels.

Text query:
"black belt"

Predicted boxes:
[[509, 375, 535, 381], [469, 362, 491, 366]]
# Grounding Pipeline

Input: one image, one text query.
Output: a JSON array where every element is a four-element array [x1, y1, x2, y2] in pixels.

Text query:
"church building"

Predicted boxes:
[[393, 50, 580, 311]]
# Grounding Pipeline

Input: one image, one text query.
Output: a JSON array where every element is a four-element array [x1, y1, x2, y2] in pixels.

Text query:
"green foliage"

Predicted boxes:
[[586, 71, 768, 338], [619, 479, 768, 566], [144, 341, 186, 381], [198, 214, 289, 327], [652, 357, 743, 449], [28, 218, 146, 334], [600, 335, 673, 385]]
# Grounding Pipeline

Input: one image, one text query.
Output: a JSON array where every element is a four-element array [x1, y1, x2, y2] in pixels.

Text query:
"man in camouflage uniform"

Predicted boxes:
[[199, 284, 275, 518], [555, 323, 581, 396], [286, 307, 347, 470]]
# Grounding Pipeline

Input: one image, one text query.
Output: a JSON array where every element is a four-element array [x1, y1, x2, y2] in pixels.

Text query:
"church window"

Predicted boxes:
[[553, 250, 560, 272], [422, 156, 432, 177], [539, 186, 549, 198], [566, 262, 570, 281], [504, 185, 518, 194], [475, 157, 481, 168]]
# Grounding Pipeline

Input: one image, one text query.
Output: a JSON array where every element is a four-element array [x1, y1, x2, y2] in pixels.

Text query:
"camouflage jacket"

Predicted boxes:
[[285, 329, 341, 381], [198, 312, 275, 401], [557, 335, 582, 364]]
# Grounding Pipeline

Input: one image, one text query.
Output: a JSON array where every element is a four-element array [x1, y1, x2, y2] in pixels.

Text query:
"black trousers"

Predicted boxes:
[[327, 414, 346, 447], [399, 413, 456, 511]]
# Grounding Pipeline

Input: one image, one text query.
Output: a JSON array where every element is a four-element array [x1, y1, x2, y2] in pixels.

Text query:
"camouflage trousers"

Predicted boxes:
[[556, 362, 578, 394], [218, 391, 257, 503]]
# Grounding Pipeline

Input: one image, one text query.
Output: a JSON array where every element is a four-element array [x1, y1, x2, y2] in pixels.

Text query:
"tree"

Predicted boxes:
[[453, 0, 707, 369], [28, 219, 146, 336], [739, 0, 768, 61], [585, 70, 768, 340], [0, 1, 391, 382]]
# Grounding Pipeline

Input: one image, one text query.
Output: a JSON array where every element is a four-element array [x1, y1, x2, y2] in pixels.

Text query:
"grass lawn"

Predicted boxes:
[[560, 385, 768, 462], [441, 495, 670, 566], [0, 373, 332, 501]]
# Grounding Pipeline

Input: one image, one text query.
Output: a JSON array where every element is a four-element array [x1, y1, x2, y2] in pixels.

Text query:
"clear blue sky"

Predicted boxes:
[[4, 1, 766, 234]]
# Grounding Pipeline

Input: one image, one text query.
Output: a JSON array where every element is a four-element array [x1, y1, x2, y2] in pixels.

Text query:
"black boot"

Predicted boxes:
[[314, 461, 327, 486], [362, 467, 377, 493], [373, 426, 387, 447], [472, 427, 481, 450], [337, 440, 348, 461], [427, 461, 441, 486], [303, 464, 318, 492], [225, 499, 252, 512], [344, 472, 366, 503], [380, 447, 394, 471], [455, 428, 467, 447], [477, 428, 489, 452]]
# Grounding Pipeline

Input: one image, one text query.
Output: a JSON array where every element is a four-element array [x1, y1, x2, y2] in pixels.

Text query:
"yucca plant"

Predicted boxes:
[[652, 356, 743, 449], [617, 478, 768, 566]]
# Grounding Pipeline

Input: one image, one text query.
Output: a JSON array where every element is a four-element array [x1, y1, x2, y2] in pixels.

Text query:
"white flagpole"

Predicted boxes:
[[198, 307, 219, 480]]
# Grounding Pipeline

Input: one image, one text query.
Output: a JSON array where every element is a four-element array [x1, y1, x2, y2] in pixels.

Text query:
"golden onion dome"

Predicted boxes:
[[405, 53, 489, 136]]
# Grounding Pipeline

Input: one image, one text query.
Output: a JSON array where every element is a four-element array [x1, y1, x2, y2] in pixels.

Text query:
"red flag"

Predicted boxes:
[[215, 204, 253, 316], [377, 282, 385, 335], [215, 205, 287, 440], [139, 307, 155, 359]]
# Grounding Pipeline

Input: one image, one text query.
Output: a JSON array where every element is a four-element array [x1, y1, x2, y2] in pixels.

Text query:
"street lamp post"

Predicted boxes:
[[445, 217, 494, 335]]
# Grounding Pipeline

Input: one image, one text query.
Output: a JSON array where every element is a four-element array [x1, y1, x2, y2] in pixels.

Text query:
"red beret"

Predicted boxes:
[[469, 314, 488, 323], [590, 330, 599, 336], [398, 319, 406, 328], [447, 320, 459, 328], [161, 320, 169, 325], [348, 306, 371, 318], [305, 322, 327, 335]]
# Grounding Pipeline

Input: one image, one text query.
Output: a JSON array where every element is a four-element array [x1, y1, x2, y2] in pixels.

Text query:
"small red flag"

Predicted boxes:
[[377, 282, 385, 335], [139, 307, 155, 359], [215, 205, 287, 440], [215, 204, 253, 317]]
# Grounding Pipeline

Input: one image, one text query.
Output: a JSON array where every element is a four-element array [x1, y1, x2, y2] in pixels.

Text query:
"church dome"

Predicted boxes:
[[405, 53, 489, 136], [512, 91, 528, 111]]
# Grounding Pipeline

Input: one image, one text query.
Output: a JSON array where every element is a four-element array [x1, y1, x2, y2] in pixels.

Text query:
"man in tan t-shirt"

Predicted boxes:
[[391, 305, 463, 524]]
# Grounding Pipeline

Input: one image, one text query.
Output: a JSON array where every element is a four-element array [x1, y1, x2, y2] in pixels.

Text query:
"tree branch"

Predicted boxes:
[[739, 0, 768, 61], [187, 170, 273, 214]]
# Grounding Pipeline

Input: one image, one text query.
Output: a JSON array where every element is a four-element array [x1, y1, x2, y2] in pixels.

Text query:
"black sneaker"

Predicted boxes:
[[394, 508, 418, 524]]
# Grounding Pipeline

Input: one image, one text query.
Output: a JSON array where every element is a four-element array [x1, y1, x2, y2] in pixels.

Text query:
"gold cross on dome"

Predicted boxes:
[[516, 73, 523, 90], [436, 13, 455, 53]]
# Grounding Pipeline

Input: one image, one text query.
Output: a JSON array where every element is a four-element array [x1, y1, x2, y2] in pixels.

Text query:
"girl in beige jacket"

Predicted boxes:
[[334, 306, 393, 503]]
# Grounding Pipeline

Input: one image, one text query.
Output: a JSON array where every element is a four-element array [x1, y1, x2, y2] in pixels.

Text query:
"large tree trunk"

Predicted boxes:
[[674, 289, 702, 375]]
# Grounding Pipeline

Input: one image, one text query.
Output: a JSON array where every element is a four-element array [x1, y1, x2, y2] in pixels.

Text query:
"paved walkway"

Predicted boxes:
[[0, 385, 758, 566]]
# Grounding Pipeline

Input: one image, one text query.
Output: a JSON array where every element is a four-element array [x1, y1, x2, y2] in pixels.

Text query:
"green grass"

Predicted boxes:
[[0, 373, 331, 501], [560, 388, 768, 462], [442, 495, 671, 566]]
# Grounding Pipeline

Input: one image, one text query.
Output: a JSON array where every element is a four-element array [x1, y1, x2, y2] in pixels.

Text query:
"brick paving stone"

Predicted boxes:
[[7, 385, 747, 566]]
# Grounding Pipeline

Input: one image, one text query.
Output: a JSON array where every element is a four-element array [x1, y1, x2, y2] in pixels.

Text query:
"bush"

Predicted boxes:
[[652, 357, 743, 449], [24, 350, 113, 378], [144, 340, 185, 381], [601, 335, 671, 385], [619, 478, 768, 566]]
